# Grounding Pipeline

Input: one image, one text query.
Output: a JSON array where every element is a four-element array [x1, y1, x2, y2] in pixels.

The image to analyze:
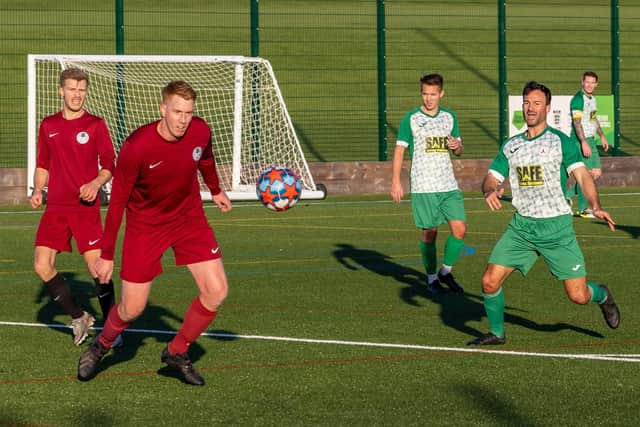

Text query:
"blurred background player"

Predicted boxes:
[[78, 80, 232, 386], [390, 73, 467, 294], [565, 71, 609, 218], [472, 81, 619, 345], [31, 68, 117, 346]]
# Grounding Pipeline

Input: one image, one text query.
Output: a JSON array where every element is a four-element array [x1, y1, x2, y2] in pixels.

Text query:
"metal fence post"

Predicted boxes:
[[377, 0, 387, 161], [115, 0, 126, 148], [250, 0, 261, 162], [498, 0, 507, 145], [116, 0, 124, 54], [611, 0, 620, 152], [251, 0, 259, 57]]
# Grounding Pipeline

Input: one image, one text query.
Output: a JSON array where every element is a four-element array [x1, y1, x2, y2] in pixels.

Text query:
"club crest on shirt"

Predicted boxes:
[[76, 131, 90, 145], [192, 146, 202, 161]]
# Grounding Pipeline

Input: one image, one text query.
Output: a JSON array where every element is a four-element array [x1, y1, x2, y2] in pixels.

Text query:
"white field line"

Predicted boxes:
[[2, 320, 639, 363], [2, 192, 640, 214]]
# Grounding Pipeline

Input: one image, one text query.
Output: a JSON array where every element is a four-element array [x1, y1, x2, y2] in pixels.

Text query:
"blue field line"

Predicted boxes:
[[1, 320, 639, 363]]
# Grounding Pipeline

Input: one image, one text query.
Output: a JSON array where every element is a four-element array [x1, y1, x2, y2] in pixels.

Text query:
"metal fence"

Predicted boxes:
[[1, 0, 638, 168]]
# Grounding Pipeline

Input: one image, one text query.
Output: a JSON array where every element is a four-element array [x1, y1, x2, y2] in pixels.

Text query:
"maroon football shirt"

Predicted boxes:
[[36, 111, 115, 212], [101, 117, 221, 260]]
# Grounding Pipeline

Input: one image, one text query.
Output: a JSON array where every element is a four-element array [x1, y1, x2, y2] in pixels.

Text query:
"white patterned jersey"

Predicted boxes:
[[488, 126, 584, 218], [396, 106, 460, 193], [570, 90, 598, 138]]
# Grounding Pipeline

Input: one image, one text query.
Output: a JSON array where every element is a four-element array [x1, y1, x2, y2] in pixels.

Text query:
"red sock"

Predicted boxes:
[[98, 304, 129, 348], [169, 297, 217, 355]]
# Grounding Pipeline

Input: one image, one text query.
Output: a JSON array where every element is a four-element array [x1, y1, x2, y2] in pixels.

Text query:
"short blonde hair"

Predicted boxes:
[[161, 80, 197, 102]]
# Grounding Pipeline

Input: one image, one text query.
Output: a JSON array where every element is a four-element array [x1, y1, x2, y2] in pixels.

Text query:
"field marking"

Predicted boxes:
[[2, 320, 639, 364], [1, 191, 639, 216]]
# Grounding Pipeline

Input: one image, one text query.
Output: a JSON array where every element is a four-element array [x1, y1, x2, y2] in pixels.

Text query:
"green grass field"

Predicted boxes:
[[1, 191, 639, 426]]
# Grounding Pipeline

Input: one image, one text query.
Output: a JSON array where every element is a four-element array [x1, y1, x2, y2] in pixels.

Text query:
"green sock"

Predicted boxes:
[[443, 235, 464, 266], [577, 185, 588, 212], [588, 282, 606, 304], [420, 241, 437, 275], [483, 288, 505, 338]]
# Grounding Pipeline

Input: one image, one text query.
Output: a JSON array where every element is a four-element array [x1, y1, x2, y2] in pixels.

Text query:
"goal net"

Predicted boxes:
[[27, 54, 325, 201]]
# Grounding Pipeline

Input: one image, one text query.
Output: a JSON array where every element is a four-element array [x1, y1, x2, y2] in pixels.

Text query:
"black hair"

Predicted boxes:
[[420, 73, 443, 89], [522, 81, 551, 104]]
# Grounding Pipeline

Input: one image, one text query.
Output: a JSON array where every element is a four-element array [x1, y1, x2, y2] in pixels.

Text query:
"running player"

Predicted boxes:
[[471, 81, 620, 345]]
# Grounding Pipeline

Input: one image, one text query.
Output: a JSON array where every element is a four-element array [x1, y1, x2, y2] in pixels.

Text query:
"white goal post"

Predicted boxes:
[[27, 54, 326, 201]]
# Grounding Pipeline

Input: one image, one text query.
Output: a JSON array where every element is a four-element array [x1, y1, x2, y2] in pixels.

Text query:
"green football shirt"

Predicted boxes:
[[570, 90, 598, 138], [396, 106, 460, 194], [488, 126, 584, 218]]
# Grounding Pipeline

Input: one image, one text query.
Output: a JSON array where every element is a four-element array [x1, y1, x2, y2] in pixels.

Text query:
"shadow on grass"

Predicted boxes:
[[456, 382, 536, 427], [81, 303, 238, 384], [74, 411, 117, 427], [332, 243, 603, 340], [94, 307, 238, 383], [89, 305, 237, 381], [595, 221, 640, 239], [35, 278, 237, 382], [96, 303, 194, 375], [34, 272, 98, 343]]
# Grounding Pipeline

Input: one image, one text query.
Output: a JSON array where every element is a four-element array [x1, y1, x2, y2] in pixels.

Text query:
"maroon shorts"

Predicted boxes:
[[120, 214, 222, 283], [34, 210, 103, 254]]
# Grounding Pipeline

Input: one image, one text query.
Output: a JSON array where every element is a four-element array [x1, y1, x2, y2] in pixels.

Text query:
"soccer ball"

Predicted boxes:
[[256, 166, 302, 211]]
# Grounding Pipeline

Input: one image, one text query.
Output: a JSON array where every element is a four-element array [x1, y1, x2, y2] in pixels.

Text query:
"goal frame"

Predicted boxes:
[[27, 54, 325, 201]]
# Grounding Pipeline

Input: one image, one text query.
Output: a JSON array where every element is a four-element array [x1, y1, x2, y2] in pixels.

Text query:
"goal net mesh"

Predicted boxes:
[[29, 55, 319, 200]]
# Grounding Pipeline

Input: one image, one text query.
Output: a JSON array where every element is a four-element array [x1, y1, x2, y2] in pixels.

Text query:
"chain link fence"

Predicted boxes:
[[1, 0, 638, 168]]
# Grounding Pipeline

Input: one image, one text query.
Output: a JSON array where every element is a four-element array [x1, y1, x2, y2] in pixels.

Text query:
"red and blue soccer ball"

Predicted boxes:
[[256, 166, 302, 211]]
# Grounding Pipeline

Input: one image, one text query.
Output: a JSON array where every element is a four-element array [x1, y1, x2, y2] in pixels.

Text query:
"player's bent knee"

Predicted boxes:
[[481, 275, 499, 294], [34, 261, 54, 281], [118, 302, 145, 322], [199, 279, 228, 310], [448, 221, 466, 240], [203, 282, 228, 305]]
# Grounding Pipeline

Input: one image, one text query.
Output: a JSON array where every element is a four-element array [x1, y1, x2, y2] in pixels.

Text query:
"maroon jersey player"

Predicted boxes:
[[78, 80, 232, 386], [31, 68, 117, 346]]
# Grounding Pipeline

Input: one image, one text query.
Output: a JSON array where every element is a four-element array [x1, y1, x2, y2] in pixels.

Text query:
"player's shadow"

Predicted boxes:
[[86, 303, 201, 383], [35, 272, 98, 342], [332, 243, 603, 340], [87, 303, 239, 384], [333, 243, 425, 285], [595, 221, 640, 239], [34, 272, 239, 384]]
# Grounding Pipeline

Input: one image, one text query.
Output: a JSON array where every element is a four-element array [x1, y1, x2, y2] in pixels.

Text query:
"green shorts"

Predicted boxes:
[[411, 190, 466, 229], [582, 136, 601, 170], [489, 213, 587, 280]]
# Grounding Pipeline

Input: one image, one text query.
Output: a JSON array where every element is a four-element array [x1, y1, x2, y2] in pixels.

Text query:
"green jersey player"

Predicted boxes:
[[470, 81, 619, 346], [391, 74, 466, 294], [566, 71, 610, 218]]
